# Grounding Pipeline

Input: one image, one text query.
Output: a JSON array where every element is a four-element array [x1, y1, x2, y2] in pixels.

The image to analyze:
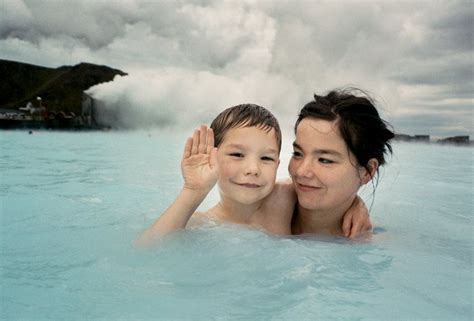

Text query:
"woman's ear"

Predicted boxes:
[[360, 158, 379, 185]]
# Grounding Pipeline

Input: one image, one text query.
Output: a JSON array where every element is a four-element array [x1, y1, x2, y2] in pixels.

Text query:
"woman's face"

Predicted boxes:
[[288, 118, 368, 212]]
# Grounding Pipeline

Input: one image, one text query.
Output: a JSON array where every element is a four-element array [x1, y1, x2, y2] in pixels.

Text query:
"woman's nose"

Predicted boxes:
[[296, 158, 313, 178]]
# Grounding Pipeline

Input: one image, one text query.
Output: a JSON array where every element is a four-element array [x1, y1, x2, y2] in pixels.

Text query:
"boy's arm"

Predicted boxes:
[[134, 188, 210, 247], [134, 125, 218, 247], [341, 196, 372, 238]]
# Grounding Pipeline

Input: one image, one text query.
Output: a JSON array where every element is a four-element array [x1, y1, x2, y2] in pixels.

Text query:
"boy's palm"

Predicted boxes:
[[182, 149, 218, 190], [181, 125, 218, 192]]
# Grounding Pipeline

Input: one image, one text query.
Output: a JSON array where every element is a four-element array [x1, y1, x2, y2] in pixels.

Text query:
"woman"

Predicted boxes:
[[289, 88, 394, 236]]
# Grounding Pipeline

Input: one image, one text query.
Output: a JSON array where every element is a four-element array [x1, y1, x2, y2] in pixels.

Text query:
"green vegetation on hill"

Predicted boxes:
[[0, 59, 127, 115]]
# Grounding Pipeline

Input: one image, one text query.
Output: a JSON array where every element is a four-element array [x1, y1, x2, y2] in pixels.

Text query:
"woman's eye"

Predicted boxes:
[[319, 158, 334, 164], [292, 151, 302, 158]]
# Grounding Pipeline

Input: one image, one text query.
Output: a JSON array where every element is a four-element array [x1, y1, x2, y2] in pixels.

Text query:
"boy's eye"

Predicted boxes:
[[261, 156, 275, 162], [319, 158, 334, 164], [229, 153, 244, 158]]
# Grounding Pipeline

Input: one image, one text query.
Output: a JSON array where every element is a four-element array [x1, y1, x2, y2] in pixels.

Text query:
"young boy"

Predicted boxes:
[[135, 104, 370, 247]]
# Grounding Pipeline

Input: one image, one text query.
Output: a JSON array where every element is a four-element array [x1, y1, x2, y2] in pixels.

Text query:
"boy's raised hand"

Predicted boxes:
[[181, 125, 218, 193]]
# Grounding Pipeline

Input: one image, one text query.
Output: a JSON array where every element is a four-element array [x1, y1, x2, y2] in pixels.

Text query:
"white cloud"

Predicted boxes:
[[0, 0, 472, 136]]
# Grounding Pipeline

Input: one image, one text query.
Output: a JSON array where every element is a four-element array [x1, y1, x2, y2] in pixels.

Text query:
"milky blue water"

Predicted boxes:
[[1, 129, 472, 320]]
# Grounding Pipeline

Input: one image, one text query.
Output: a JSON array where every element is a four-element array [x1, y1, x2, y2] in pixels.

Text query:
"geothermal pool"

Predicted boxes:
[[1, 130, 472, 320]]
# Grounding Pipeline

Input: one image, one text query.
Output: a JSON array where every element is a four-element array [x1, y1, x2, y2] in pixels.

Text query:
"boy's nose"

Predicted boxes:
[[244, 159, 260, 176]]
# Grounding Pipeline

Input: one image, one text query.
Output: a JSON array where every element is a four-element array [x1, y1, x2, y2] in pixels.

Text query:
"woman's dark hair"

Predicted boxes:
[[295, 88, 394, 179]]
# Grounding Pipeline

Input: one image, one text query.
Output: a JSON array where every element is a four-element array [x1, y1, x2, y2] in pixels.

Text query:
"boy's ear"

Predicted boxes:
[[360, 158, 378, 185]]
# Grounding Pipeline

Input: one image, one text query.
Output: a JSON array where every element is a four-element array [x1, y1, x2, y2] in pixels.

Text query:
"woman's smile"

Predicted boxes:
[[295, 182, 322, 192]]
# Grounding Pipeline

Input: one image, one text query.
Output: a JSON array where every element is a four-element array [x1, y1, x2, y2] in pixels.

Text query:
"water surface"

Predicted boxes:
[[1, 130, 472, 320]]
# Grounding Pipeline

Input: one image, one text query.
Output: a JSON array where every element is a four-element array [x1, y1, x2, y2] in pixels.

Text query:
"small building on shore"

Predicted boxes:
[[1, 96, 85, 129], [437, 136, 470, 145], [394, 134, 431, 142]]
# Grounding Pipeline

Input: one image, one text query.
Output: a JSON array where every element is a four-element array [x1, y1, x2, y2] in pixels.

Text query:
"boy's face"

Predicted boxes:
[[216, 125, 280, 205]]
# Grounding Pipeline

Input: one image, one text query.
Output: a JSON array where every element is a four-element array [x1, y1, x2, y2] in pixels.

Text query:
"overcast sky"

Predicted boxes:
[[1, 0, 472, 137]]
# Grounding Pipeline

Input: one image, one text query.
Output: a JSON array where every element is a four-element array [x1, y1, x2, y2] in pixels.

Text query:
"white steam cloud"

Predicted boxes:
[[86, 69, 301, 131]]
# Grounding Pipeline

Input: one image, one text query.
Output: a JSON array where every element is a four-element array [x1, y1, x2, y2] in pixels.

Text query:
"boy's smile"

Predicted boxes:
[[234, 182, 262, 188]]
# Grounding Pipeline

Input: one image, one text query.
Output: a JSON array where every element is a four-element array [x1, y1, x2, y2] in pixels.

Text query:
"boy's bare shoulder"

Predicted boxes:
[[257, 179, 296, 234], [269, 179, 296, 203], [187, 211, 219, 227]]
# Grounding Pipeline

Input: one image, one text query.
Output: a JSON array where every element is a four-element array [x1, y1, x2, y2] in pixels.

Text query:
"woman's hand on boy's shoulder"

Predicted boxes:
[[342, 197, 372, 239]]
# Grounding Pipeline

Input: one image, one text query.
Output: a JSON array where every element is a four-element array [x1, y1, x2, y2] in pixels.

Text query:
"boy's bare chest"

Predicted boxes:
[[250, 208, 292, 235]]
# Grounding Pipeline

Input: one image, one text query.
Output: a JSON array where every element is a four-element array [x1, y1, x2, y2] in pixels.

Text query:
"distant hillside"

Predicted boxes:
[[0, 59, 127, 114]]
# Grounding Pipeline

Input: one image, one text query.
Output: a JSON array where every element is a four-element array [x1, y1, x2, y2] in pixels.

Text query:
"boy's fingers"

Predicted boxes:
[[191, 129, 199, 154], [198, 125, 207, 154], [206, 128, 215, 154], [183, 137, 192, 159]]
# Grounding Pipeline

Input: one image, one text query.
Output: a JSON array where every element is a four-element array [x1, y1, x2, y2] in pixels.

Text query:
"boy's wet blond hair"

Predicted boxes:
[[210, 104, 282, 153]]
